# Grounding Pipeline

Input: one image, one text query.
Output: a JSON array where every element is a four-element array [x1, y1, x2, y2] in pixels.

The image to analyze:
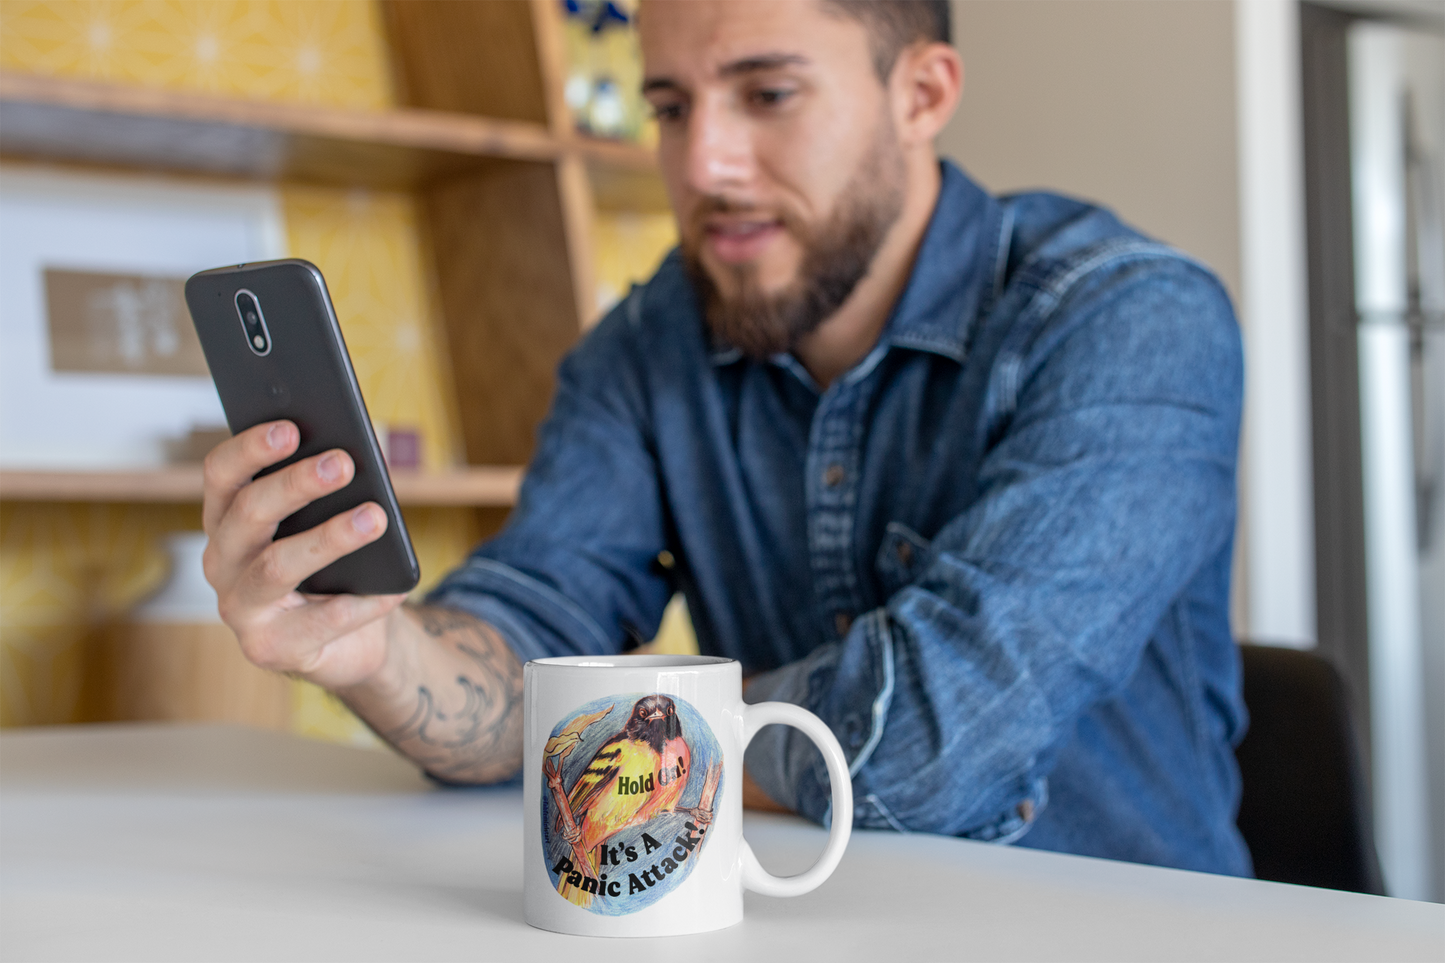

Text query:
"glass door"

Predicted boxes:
[[1347, 17, 1443, 903]]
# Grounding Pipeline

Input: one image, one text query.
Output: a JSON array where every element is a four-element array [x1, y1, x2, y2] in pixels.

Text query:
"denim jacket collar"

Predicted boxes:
[[708, 161, 1004, 370]]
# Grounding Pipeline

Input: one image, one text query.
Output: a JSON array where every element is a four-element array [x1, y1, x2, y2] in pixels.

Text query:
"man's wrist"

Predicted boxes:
[[333, 603, 419, 706], [341, 603, 524, 784]]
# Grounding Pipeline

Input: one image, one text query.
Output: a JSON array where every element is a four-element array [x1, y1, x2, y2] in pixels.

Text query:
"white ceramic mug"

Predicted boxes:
[[522, 654, 853, 937]]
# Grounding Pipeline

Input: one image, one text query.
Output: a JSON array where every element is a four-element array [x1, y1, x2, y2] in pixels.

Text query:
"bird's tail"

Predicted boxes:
[[556, 846, 599, 909]]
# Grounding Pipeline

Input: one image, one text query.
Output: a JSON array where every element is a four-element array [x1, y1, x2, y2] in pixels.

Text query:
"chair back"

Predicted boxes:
[[1234, 644, 1385, 895]]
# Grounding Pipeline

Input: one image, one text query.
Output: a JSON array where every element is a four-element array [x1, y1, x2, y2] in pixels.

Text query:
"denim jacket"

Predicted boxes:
[[429, 162, 1253, 876]]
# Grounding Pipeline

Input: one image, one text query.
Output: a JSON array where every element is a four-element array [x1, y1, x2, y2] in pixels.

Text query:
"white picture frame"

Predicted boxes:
[[0, 165, 285, 468]]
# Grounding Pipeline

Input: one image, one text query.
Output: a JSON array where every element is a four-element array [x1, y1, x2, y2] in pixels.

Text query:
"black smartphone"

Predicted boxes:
[[184, 258, 419, 596]]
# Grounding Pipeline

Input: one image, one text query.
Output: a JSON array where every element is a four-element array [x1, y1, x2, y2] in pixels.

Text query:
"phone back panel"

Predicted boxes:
[[185, 259, 419, 595]]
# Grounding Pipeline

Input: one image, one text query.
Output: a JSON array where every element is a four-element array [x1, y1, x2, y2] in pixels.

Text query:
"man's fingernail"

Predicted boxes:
[[267, 423, 288, 449], [352, 506, 379, 534], [318, 453, 343, 483]]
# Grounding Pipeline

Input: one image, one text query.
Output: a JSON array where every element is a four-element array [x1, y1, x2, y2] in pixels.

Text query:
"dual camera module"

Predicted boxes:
[[235, 289, 272, 356]]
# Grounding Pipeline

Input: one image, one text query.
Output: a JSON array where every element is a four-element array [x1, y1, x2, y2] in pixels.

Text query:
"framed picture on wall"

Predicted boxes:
[[0, 165, 285, 468]]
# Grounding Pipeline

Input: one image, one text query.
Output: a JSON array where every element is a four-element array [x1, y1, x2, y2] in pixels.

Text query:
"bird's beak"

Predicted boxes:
[[645, 710, 665, 721]]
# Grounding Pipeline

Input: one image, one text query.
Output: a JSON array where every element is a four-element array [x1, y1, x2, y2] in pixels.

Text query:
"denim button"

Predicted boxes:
[[895, 540, 914, 566], [823, 464, 845, 487], [1017, 799, 1035, 822], [834, 611, 854, 635]]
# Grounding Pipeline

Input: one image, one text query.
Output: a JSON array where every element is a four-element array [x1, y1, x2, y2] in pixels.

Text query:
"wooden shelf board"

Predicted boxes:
[[0, 71, 564, 188], [390, 467, 523, 506], [0, 466, 522, 507], [573, 135, 655, 171], [0, 72, 667, 196]]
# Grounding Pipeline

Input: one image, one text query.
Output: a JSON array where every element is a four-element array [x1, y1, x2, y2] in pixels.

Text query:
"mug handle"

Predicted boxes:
[[738, 701, 853, 897]]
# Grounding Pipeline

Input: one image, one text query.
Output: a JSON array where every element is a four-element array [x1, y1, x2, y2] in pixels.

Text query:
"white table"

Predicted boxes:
[[1, 724, 1439, 962]]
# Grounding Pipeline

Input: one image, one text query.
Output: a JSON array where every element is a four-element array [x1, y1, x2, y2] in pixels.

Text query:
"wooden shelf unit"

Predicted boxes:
[[0, 467, 523, 507], [0, 0, 669, 489]]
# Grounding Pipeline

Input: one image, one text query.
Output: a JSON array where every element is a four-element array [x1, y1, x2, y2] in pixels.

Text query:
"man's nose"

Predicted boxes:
[[684, 97, 754, 196]]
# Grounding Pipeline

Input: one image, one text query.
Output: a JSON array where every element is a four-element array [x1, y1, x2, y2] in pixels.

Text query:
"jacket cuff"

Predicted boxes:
[[741, 651, 828, 815], [741, 610, 897, 826], [424, 557, 613, 665]]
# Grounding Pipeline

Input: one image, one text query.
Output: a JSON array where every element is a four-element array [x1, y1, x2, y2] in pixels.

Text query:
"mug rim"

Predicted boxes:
[[527, 654, 736, 670]]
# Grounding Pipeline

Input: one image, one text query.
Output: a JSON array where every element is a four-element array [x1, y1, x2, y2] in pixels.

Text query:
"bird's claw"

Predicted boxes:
[[677, 806, 713, 827], [561, 825, 582, 844]]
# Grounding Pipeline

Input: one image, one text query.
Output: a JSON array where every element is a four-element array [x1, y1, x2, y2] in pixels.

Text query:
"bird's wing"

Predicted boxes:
[[566, 735, 626, 818], [576, 738, 663, 850]]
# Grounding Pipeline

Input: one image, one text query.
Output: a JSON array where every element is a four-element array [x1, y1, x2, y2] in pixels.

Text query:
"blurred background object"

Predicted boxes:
[[43, 270, 202, 377], [1339, 9, 1442, 905], [0, 166, 280, 468], [163, 427, 233, 465], [560, 0, 647, 143], [552, 0, 674, 316], [89, 531, 291, 729], [382, 425, 422, 471]]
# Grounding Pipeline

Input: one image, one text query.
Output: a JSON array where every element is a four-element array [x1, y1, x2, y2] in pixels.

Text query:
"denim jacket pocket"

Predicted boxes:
[[875, 522, 931, 597]]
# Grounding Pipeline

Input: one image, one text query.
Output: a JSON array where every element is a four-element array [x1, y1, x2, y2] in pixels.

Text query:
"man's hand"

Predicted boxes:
[[201, 420, 407, 690], [201, 420, 524, 784]]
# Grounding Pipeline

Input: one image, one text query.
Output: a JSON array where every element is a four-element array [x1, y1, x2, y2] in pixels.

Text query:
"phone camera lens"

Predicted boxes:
[[235, 291, 269, 356]]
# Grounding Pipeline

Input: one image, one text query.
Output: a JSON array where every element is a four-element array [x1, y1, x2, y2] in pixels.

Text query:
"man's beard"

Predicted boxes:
[[681, 127, 906, 361]]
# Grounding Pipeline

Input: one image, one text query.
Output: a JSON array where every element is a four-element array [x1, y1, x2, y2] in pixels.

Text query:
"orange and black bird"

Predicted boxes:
[[555, 694, 691, 906]]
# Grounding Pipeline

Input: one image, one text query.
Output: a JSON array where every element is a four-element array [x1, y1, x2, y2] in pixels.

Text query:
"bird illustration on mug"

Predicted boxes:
[[543, 694, 721, 909]]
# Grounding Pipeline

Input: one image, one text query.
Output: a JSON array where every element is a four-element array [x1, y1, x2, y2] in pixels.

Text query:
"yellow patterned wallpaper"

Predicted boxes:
[[592, 209, 676, 316], [0, 0, 393, 107], [0, 0, 692, 741]]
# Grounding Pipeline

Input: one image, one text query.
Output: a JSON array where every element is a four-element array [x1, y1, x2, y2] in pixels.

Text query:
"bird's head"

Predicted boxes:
[[624, 694, 683, 748]]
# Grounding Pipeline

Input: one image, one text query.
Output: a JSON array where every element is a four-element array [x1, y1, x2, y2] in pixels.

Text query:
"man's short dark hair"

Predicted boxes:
[[822, 0, 952, 81]]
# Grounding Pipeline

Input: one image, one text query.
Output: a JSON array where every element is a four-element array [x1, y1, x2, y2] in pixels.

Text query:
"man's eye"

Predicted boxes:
[[750, 88, 795, 108], [650, 102, 686, 123]]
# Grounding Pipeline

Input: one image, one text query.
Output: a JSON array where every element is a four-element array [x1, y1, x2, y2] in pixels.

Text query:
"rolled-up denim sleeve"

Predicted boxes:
[[745, 260, 1243, 839], [426, 295, 673, 664]]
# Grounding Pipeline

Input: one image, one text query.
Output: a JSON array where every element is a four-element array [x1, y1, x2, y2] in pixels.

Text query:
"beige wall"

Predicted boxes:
[[938, 0, 1241, 300]]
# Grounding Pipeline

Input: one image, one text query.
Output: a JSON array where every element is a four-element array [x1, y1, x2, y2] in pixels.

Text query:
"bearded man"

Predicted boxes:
[[200, 0, 1251, 876]]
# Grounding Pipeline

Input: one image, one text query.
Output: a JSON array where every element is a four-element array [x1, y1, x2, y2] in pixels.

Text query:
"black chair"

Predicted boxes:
[[1234, 644, 1386, 895]]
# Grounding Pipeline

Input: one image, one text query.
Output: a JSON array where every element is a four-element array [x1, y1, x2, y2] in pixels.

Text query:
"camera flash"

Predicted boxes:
[[253, 335, 264, 349]]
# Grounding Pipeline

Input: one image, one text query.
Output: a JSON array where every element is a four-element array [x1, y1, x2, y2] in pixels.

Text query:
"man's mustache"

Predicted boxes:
[[684, 196, 803, 241], [693, 195, 761, 216]]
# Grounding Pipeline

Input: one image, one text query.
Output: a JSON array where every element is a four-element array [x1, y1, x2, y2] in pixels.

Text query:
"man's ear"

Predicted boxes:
[[890, 42, 963, 147]]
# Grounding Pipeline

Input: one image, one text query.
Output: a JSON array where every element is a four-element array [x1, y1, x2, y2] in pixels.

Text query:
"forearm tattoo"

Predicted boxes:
[[379, 606, 524, 784]]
